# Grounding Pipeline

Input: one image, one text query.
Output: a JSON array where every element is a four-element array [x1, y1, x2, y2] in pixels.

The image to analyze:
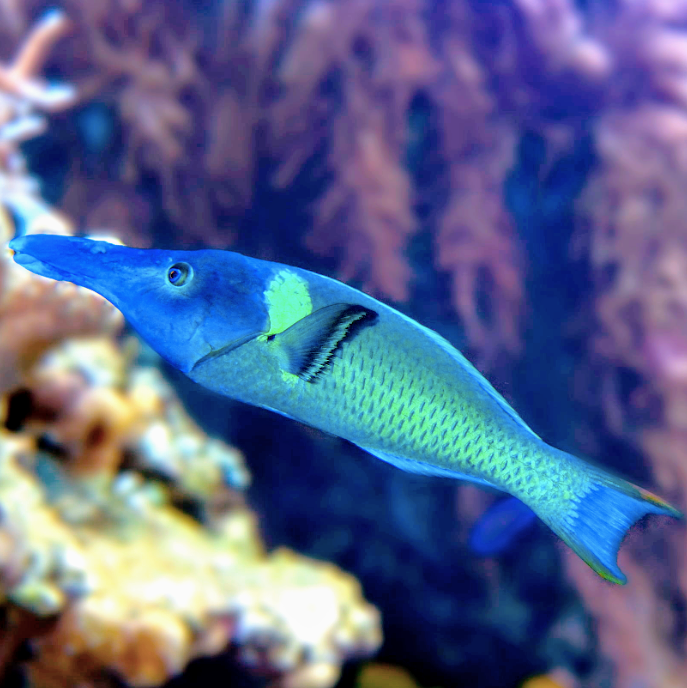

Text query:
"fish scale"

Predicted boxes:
[[266, 319, 592, 527], [9, 234, 682, 584], [299, 322, 549, 497]]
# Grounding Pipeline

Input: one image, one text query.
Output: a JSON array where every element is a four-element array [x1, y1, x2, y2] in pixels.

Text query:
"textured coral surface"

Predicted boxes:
[[0, 431, 378, 687]]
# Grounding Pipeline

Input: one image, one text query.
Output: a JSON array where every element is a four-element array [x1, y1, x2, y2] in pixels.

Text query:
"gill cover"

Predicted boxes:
[[9, 234, 270, 372]]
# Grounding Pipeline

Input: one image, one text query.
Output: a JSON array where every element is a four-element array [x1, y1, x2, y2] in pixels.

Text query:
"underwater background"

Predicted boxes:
[[0, 0, 684, 687]]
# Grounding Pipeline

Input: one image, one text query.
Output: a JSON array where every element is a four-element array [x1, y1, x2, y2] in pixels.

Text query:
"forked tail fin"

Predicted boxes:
[[545, 469, 682, 584]]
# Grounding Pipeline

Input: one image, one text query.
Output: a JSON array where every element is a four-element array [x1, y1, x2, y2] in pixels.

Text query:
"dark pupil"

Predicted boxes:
[[169, 269, 180, 283]]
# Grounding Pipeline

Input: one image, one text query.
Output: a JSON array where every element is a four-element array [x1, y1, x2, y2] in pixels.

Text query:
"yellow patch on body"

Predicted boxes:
[[263, 270, 313, 386], [264, 270, 313, 335]]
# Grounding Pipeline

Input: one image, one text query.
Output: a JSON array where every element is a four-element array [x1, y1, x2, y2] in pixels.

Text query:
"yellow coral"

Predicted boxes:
[[0, 432, 381, 687], [15, 337, 250, 497], [520, 672, 573, 688], [356, 663, 422, 688]]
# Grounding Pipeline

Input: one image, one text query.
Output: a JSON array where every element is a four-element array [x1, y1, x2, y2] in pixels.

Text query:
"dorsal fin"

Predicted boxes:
[[272, 303, 377, 382]]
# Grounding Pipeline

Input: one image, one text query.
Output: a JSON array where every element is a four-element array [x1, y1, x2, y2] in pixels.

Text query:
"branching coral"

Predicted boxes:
[[565, 542, 686, 688], [274, 0, 431, 302], [272, 0, 526, 360], [434, 122, 522, 363], [0, 9, 76, 234], [566, 3, 687, 687], [60, 0, 208, 238], [570, 108, 687, 685], [574, 1, 687, 488], [579, 106, 687, 404], [307, 68, 417, 301], [488, 0, 611, 104]]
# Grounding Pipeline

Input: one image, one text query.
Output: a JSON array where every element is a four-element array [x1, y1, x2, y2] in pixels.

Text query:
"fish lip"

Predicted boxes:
[[10, 244, 76, 282], [11, 250, 41, 268], [9, 236, 100, 283]]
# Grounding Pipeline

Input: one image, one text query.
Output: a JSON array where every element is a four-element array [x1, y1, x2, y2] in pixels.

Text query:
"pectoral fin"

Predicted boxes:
[[271, 303, 377, 381]]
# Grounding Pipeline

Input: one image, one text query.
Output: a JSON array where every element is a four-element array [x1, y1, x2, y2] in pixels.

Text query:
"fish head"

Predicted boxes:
[[10, 235, 270, 373]]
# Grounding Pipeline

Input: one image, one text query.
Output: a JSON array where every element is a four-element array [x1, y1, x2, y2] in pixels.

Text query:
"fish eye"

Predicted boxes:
[[167, 262, 192, 287]]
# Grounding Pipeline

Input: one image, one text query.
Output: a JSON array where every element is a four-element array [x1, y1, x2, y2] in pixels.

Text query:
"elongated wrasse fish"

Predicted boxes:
[[10, 234, 682, 584]]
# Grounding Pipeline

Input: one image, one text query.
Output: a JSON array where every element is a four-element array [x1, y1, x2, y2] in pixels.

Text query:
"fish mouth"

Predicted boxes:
[[9, 235, 104, 286], [10, 241, 77, 282]]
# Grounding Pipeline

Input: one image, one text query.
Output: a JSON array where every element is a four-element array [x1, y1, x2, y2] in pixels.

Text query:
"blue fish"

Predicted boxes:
[[9, 235, 682, 583]]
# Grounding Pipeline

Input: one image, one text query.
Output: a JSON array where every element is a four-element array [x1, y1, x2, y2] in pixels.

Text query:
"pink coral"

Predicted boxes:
[[567, 3, 687, 686], [67, 0, 207, 234], [565, 542, 686, 688], [308, 85, 417, 301]]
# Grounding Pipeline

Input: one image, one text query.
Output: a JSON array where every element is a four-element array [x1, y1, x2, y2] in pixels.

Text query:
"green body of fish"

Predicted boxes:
[[9, 234, 682, 584], [192, 270, 569, 516]]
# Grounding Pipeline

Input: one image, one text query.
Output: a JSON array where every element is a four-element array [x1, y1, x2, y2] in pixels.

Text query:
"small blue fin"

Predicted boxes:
[[469, 496, 538, 556], [548, 472, 682, 584]]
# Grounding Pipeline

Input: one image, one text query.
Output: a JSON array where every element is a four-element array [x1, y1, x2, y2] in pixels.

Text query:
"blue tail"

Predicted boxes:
[[547, 470, 681, 584]]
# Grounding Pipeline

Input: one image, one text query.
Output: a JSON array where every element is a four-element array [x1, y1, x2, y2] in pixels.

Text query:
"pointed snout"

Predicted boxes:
[[9, 234, 142, 307], [11, 234, 114, 281]]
